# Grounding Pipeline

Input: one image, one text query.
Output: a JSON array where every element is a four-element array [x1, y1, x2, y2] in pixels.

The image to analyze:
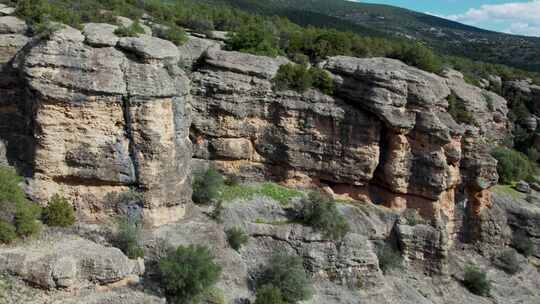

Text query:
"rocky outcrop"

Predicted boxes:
[[0, 235, 144, 289], [190, 50, 508, 247], [0, 20, 192, 226]]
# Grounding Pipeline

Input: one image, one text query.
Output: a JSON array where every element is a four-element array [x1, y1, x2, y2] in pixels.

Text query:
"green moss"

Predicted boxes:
[[492, 185, 524, 200], [220, 182, 302, 205]]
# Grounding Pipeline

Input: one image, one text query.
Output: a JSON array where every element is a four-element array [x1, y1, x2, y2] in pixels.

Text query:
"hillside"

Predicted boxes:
[[206, 0, 540, 72]]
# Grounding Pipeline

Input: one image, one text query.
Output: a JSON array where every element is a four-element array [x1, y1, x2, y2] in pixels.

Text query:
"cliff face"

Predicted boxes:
[[190, 46, 509, 242], [0, 21, 192, 226]]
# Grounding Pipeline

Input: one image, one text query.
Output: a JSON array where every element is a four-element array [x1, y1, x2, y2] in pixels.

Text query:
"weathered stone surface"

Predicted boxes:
[[0, 235, 143, 289], [0, 16, 27, 34], [397, 223, 449, 274], [516, 180, 531, 193], [177, 35, 221, 68], [0, 4, 16, 16], [82, 23, 119, 47], [118, 35, 178, 61], [18, 25, 191, 226], [115, 16, 152, 35], [204, 48, 289, 79]]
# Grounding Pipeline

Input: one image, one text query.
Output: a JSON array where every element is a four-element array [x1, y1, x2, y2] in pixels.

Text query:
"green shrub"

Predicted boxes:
[[447, 94, 475, 125], [463, 266, 491, 297], [154, 24, 187, 45], [227, 23, 281, 57], [255, 285, 285, 304], [0, 220, 17, 244], [493, 249, 520, 275], [114, 217, 144, 259], [159, 245, 222, 304], [192, 167, 225, 204], [0, 166, 41, 240], [299, 192, 349, 241], [402, 209, 425, 226], [512, 231, 535, 257], [377, 244, 402, 274], [273, 64, 334, 95], [492, 147, 537, 184], [259, 251, 312, 303], [201, 287, 225, 304], [209, 200, 224, 223], [114, 21, 145, 37], [42, 194, 75, 227], [225, 227, 248, 251]]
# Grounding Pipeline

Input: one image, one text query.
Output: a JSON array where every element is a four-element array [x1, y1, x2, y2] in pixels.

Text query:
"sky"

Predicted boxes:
[[356, 0, 540, 37]]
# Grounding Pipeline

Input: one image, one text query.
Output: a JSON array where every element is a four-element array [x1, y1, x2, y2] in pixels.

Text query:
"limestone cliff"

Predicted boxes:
[[189, 46, 509, 245], [0, 19, 192, 226]]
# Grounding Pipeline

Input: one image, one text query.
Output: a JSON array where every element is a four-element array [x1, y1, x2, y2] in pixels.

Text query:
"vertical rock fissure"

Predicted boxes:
[[120, 62, 141, 189]]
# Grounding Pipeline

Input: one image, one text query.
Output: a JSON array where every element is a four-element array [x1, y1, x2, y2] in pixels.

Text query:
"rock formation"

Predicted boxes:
[[0, 19, 192, 226]]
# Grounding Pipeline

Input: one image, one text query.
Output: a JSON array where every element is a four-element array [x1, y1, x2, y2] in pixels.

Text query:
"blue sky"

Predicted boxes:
[[356, 0, 540, 36]]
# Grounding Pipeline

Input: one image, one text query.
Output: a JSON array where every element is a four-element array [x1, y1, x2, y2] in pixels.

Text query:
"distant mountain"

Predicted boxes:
[[206, 0, 540, 72]]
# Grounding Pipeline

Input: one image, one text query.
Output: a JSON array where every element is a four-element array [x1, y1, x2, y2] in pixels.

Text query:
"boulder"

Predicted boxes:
[[516, 180, 531, 193], [204, 48, 289, 79], [82, 23, 119, 47], [0, 236, 144, 289], [0, 4, 15, 16], [177, 35, 222, 68], [118, 35, 179, 61], [0, 16, 27, 34]]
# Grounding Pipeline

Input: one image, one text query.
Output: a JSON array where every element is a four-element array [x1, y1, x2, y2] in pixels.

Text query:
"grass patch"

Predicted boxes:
[[492, 185, 524, 200], [220, 182, 302, 205]]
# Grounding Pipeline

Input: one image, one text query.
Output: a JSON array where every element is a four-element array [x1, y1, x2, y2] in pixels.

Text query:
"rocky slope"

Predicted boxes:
[[0, 7, 539, 304]]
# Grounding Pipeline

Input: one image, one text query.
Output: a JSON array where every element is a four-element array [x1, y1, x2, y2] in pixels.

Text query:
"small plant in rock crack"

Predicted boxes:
[[42, 194, 75, 227], [225, 227, 249, 251]]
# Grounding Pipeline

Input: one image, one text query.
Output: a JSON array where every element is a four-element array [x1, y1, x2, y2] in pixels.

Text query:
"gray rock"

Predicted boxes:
[[0, 16, 27, 34], [0, 236, 144, 289], [204, 48, 289, 79], [82, 23, 119, 47], [0, 139, 7, 165], [177, 35, 221, 68], [210, 31, 229, 41], [118, 35, 179, 61], [516, 180, 531, 193], [0, 4, 16, 16]]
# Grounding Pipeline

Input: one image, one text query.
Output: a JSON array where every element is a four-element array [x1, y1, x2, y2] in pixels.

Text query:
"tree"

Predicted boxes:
[[159, 245, 222, 303]]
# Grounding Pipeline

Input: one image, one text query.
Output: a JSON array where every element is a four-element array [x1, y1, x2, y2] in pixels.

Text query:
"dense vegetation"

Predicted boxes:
[[273, 64, 334, 95], [192, 167, 225, 204], [299, 192, 349, 241], [0, 166, 41, 243], [159, 244, 222, 304], [258, 251, 312, 303], [491, 147, 538, 184], [255, 285, 285, 304]]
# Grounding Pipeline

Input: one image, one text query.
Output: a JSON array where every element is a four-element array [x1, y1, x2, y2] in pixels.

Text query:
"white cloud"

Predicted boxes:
[[445, 0, 540, 36]]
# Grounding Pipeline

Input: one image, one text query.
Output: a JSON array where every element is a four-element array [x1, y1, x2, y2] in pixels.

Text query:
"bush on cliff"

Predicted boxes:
[[377, 243, 403, 274], [0, 166, 41, 242], [447, 94, 475, 125], [114, 20, 145, 37], [154, 24, 188, 45], [255, 285, 285, 304], [114, 216, 144, 259], [159, 244, 222, 304], [42, 194, 75, 227], [512, 231, 535, 257], [273, 64, 334, 95], [463, 266, 491, 297], [225, 226, 249, 251], [492, 147, 537, 184], [493, 249, 521, 275], [0, 220, 16, 243], [192, 167, 225, 204], [258, 251, 313, 303], [299, 192, 349, 241]]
